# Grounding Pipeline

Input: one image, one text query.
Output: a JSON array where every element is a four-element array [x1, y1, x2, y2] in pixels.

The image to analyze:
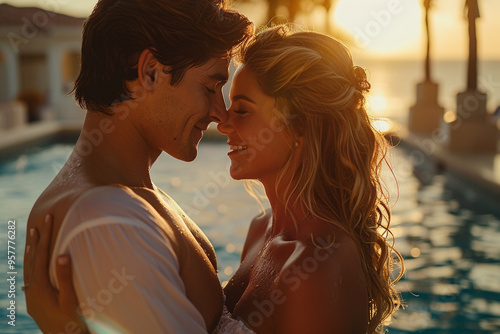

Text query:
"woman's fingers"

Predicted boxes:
[[24, 216, 89, 333], [26, 214, 55, 300], [55, 255, 88, 331], [56, 255, 79, 311], [33, 215, 53, 286], [23, 226, 39, 289], [24, 214, 57, 320]]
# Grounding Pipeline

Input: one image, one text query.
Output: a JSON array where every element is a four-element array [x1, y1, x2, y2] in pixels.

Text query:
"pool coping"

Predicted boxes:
[[0, 120, 83, 155], [387, 121, 500, 214]]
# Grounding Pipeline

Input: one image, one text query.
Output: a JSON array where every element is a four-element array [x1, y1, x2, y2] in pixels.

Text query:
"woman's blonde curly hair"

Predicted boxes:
[[237, 24, 404, 333]]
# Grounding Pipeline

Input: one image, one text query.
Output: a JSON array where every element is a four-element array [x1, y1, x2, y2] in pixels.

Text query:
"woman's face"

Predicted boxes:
[[217, 65, 297, 184]]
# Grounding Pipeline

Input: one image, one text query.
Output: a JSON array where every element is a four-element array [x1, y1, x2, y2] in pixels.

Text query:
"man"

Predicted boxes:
[[23, 0, 252, 332]]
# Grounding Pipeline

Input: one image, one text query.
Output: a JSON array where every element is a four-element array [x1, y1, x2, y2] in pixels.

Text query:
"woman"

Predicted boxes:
[[25, 25, 403, 333]]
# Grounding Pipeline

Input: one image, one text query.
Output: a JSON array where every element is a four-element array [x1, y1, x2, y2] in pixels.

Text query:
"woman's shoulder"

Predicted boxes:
[[294, 225, 364, 275], [277, 224, 368, 300], [273, 226, 369, 333], [248, 209, 272, 238], [240, 210, 272, 260]]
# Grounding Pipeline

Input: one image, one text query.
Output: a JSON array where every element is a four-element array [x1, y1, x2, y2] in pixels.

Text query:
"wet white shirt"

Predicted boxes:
[[49, 186, 207, 334]]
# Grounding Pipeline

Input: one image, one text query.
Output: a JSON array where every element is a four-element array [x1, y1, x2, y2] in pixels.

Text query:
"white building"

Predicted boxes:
[[0, 4, 85, 129]]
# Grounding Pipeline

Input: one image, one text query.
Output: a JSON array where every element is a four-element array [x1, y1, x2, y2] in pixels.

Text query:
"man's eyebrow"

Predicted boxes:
[[232, 94, 256, 104]]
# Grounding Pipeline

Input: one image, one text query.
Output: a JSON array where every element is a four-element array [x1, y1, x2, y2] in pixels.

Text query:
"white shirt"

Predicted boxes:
[[49, 186, 207, 334]]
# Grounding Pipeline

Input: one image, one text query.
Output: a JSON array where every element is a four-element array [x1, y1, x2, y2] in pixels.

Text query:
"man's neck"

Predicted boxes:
[[72, 111, 161, 189]]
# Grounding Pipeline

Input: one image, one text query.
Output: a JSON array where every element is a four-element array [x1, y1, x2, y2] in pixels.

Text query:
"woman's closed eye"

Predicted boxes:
[[232, 109, 248, 115]]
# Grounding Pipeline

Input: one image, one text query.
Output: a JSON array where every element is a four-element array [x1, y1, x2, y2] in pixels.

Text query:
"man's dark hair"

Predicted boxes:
[[73, 0, 252, 114]]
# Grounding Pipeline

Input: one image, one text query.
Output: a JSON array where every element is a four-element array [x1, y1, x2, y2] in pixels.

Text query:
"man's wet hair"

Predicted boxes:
[[73, 0, 252, 114]]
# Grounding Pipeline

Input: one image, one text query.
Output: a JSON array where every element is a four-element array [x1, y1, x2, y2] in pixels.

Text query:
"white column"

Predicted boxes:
[[0, 44, 20, 101], [46, 46, 64, 120]]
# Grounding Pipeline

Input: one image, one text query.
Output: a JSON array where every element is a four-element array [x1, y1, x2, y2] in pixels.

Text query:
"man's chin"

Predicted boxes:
[[181, 149, 198, 162], [167, 144, 198, 162]]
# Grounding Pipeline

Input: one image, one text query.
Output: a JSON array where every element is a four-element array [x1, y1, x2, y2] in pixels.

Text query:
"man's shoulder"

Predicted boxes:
[[53, 185, 183, 252], [65, 185, 169, 225], [73, 185, 146, 207], [30, 185, 162, 231]]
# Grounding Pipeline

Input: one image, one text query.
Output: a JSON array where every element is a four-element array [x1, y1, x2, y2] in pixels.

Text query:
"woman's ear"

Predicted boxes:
[[294, 133, 304, 148]]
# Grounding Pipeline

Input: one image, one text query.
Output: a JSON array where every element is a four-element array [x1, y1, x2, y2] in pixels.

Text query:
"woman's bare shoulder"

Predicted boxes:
[[240, 210, 271, 261], [273, 228, 369, 333]]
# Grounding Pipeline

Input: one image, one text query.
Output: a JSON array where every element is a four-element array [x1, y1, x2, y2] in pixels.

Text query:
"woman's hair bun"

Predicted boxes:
[[353, 66, 371, 93]]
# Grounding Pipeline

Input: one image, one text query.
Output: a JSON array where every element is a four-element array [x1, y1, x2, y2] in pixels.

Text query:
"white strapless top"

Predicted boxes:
[[212, 299, 255, 334]]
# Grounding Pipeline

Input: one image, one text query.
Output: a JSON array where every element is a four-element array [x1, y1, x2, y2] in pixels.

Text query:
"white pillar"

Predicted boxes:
[[0, 44, 20, 101], [46, 46, 64, 120]]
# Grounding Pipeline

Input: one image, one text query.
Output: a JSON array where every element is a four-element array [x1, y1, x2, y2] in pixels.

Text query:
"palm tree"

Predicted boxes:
[[423, 0, 432, 82], [465, 0, 480, 91], [266, 0, 280, 24], [323, 0, 337, 34], [288, 0, 301, 20], [260, 0, 337, 30], [408, 0, 444, 134]]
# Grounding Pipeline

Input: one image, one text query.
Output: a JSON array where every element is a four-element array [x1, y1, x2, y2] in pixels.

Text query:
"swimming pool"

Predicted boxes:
[[1, 137, 499, 333]]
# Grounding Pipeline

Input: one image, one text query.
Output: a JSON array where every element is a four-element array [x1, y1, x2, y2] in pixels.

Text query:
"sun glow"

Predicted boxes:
[[368, 93, 389, 114], [334, 0, 422, 57], [371, 118, 392, 134]]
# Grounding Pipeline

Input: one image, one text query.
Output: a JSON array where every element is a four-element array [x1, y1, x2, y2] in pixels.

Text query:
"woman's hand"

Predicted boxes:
[[24, 214, 89, 333]]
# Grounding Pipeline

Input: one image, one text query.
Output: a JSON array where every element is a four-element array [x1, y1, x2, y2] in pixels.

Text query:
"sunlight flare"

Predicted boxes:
[[334, 0, 422, 57]]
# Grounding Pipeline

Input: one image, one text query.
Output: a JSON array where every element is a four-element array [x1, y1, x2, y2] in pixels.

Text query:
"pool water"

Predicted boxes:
[[0, 138, 499, 333]]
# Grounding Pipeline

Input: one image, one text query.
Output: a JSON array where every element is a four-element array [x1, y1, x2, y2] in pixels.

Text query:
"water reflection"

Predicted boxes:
[[388, 147, 500, 333], [0, 140, 499, 333]]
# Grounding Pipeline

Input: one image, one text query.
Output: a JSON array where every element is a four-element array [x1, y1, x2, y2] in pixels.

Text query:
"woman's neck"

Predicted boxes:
[[264, 182, 306, 238]]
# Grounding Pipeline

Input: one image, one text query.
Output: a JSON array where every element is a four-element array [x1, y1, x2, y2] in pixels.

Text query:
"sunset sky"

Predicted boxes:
[[4, 0, 500, 60]]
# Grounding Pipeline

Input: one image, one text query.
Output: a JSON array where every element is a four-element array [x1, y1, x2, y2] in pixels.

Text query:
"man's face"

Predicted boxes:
[[136, 57, 229, 162]]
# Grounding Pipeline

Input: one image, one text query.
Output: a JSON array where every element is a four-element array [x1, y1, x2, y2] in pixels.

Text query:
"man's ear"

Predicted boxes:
[[137, 49, 170, 91]]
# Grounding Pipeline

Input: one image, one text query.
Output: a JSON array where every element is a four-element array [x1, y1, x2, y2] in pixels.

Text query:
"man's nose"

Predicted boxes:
[[209, 91, 228, 123], [217, 108, 234, 135], [217, 119, 229, 135]]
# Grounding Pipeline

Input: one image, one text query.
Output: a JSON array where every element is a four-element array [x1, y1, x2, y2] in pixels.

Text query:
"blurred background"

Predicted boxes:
[[1, 0, 499, 333]]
